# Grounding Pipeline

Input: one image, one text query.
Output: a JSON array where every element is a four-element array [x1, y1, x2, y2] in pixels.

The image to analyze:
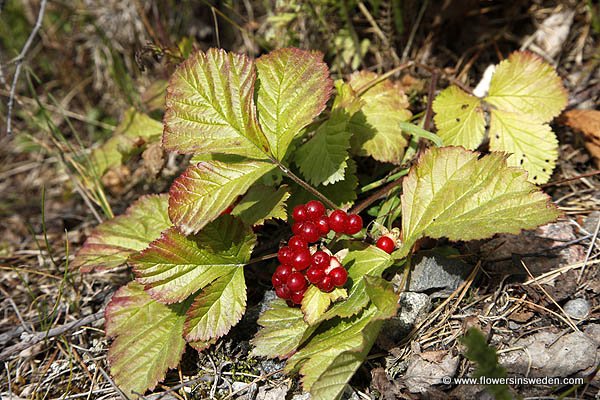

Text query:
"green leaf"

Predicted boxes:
[[231, 184, 290, 226], [322, 247, 394, 320], [301, 286, 347, 325], [251, 298, 318, 359], [184, 267, 246, 342], [348, 71, 412, 164], [396, 146, 560, 258], [73, 194, 171, 272], [105, 281, 189, 396], [489, 109, 558, 184], [131, 216, 256, 304], [486, 51, 568, 123], [255, 48, 333, 160], [294, 107, 354, 186], [432, 86, 485, 150], [163, 48, 270, 159], [92, 108, 163, 175], [168, 159, 275, 234], [362, 275, 399, 317], [317, 158, 359, 207]]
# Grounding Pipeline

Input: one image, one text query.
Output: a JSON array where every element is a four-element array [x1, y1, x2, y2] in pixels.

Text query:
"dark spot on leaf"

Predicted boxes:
[[542, 168, 546, 172], [545, 159, 550, 163], [461, 104, 468, 110], [533, 176, 537, 180], [495, 134, 500, 139], [520, 159, 524, 165], [456, 118, 461, 122]]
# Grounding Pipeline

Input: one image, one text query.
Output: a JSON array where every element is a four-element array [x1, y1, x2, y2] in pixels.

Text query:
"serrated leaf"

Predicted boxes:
[[92, 108, 163, 175], [168, 159, 274, 234], [317, 158, 359, 207], [396, 146, 560, 258], [486, 51, 567, 123], [363, 275, 399, 317], [287, 302, 394, 399], [489, 109, 558, 183], [131, 216, 256, 304], [255, 48, 333, 160], [184, 267, 246, 342], [295, 107, 354, 186], [73, 194, 171, 272], [348, 71, 412, 164], [231, 184, 290, 226], [163, 48, 269, 159], [251, 298, 318, 359], [105, 281, 189, 396], [321, 247, 393, 320], [432, 86, 485, 150], [301, 286, 347, 325]]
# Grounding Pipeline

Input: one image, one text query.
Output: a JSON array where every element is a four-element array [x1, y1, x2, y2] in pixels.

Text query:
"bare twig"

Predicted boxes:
[[5, 0, 48, 136], [0, 309, 104, 360]]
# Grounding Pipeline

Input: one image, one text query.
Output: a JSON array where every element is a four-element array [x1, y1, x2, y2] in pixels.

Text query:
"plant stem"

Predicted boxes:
[[270, 157, 338, 210], [247, 253, 277, 265], [350, 177, 404, 215], [360, 168, 409, 194], [398, 121, 443, 147]]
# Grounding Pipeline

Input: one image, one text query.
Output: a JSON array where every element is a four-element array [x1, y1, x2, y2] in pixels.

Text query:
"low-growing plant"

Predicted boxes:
[[74, 47, 566, 399]]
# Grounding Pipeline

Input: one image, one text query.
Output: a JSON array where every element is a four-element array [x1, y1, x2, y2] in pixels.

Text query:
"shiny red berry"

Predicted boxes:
[[274, 264, 293, 281], [291, 248, 311, 270], [277, 246, 294, 265], [376, 236, 395, 254], [305, 200, 326, 220], [287, 272, 307, 292], [288, 235, 307, 250], [328, 210, 348, 233], [291, 288, 306, 305], [306, 266, 325, 284], [329, 267, 348, 287], [272, 274, 283, 287], [292, 222, 303, 235], [275, 285, 291, 300], [315, 216, 330, 235], [317, 276, 334, 292], [292, 205, 308, 222], [300, 221, 320, 242], [345, 214, 363, 235], [312, 251, 331, 268]]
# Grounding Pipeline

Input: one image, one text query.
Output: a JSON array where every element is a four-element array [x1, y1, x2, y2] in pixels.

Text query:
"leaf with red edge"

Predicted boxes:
[[73, 194, 171, 272], [255, 48, 333, 160], [163, 48, 270, 159], [105, 281, 189, 396], [168, 159, 274, 235], [131, 216, 256, 304]]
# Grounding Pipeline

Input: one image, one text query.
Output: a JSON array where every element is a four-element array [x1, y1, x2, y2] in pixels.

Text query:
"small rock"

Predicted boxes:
[[291, 393, 311, 400], [563, 298, 590, 320], [402, 351, 459, 393], [583, 211, 600, 235], [260, 290, 279, 313], [383, 292, 431, 342], [256, 385, 289, 400], [409, 253, 471, 297], [534, 9, 575, 58], [499, 331, 598, 377], [260, 358, 286, 378]]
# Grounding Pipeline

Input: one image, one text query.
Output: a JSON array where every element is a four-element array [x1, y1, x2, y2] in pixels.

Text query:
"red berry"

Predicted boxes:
[[292, 222, 303, 235], [306, 266, 325, 284], [275, 285, 291, 300], [287, 272, 307, 292], [315, 216, 330, 235], [376, 236, 395, 254], [277, 246, 294, 265], [328, 210, 348, 233], [291, 288, 306, 305], [288, 235, 307, 250], [274, 264, 293, 281], [272, 274, 283, 287], [305, 200, 326, 220], [300, 221, 320, 242], [291, 248, 311, 270], [317, 276, 334, 292], [292, 205, 308, 222], [345, 214, 363, 235], [329, 267, 348, 287], [312, 251, 331, 268]]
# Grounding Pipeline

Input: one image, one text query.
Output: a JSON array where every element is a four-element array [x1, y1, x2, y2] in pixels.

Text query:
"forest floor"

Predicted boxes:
[[0, 1, 599, 399]]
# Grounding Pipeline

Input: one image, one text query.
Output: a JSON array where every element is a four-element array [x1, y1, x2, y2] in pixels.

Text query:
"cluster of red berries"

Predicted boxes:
[[271, 200, 363, 304]]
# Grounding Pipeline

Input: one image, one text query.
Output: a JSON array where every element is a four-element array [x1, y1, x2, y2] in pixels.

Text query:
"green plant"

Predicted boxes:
[[74, 47, 564, 399]]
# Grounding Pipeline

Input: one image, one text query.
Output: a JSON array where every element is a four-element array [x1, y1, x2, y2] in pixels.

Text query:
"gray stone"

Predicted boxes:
[[583, 211, 600, 235], [382, 292, 431, 342], [499, 331, 598, 377], [409, 254, 471, 297], [563, 298, 590, 320], [256, 385, 289, 400], [291, 393, 312, 400], [402, 351, 460, 393]]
